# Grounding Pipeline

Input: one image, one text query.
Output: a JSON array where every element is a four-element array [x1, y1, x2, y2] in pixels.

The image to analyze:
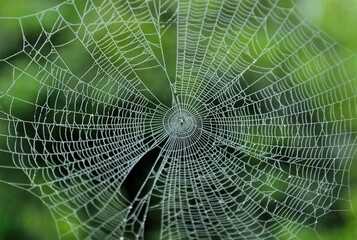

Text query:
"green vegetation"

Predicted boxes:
[[0, 0, 356, 239]]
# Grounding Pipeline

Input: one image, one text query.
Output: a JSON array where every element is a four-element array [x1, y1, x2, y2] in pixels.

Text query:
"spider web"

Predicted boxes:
[[0, 0, 356, 239]]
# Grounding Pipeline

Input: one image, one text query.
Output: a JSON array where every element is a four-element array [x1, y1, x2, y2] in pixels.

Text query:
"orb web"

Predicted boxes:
[[0, 0, 356, 239]]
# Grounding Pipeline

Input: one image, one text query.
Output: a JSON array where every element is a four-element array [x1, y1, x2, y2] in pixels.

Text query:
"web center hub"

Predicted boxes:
[[163, 105, 202, 138]]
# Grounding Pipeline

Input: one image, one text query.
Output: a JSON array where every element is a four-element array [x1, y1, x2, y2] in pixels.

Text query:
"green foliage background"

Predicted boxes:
[[0, 0, 356, 239]]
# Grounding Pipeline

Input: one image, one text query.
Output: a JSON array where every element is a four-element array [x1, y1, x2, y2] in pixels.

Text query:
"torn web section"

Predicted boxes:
[[0, 0, 356, 239], [0, 9, 162, 239], [156, 126, 278, 240]]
